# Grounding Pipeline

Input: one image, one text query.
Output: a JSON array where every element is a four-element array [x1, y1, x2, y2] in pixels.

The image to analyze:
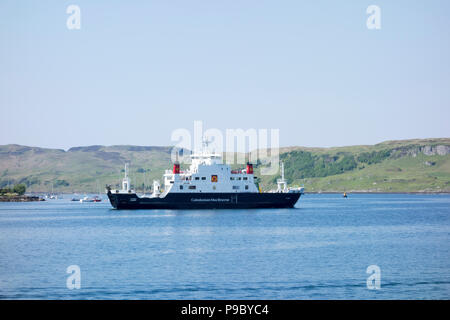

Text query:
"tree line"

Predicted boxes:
[[279, 149, 392, 183], [0, 184, 26, 195]]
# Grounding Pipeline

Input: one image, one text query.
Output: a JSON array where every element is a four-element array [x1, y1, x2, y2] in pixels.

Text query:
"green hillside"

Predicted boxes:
[[257, 138, 450, 192], [0, 145, 173, 193], [0, 138, 449, 193]]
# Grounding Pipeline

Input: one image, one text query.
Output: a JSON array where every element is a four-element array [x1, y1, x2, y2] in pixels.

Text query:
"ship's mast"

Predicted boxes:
[[277, 161, 287, 193], [122, 163, 130, 192]]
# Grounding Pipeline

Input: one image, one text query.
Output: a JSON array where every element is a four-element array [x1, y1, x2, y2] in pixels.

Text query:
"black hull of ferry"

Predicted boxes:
[[107, 191, 301, 210]]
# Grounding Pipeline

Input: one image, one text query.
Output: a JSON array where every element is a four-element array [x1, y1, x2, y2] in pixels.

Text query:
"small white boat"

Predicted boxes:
[[80, 196, 102, 203]]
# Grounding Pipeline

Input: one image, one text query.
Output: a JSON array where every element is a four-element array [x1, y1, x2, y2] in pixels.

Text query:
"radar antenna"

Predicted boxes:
[[202, 137, 212, 154]]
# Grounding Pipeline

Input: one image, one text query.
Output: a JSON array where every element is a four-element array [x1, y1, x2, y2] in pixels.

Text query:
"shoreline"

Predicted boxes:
[[0, 195, 45, 202], [304, 191, 450, 194], [22, 191, 450, 195]]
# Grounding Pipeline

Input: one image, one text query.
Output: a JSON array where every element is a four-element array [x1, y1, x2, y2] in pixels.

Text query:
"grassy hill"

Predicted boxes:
[[1, 138, 449, 193], [0, 145, 173, 193], [257, 138, 450, 192]]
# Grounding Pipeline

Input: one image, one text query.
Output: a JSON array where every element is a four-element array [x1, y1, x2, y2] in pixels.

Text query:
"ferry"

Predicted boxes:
[[106, 150, 303, 210]]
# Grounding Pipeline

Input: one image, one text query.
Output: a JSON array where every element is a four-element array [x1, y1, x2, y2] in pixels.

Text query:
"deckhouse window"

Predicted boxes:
[[189, 186, 196, 190], [195, 177, 200, 180], [243, 177, 248, 180], [245, 185, 249, 190], [232, 186, 240, 190], [180, 186, 183, 190], [201, 177, 206, 180]]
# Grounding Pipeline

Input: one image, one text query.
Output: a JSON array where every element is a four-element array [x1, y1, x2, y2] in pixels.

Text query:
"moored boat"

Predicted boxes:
[[80, 195, 102, 203]]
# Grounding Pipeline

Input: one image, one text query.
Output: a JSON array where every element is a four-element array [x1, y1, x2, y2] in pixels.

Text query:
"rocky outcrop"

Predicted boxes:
[[391, 145, 450, 158], [422, 145, 450, 156]]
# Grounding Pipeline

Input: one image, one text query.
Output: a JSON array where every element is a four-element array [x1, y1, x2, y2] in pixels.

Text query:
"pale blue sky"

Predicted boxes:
[[1, 0, 449, 150]]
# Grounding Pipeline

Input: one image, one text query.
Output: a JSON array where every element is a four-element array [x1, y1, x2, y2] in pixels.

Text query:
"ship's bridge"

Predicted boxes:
[[189, 152, 222, 171]]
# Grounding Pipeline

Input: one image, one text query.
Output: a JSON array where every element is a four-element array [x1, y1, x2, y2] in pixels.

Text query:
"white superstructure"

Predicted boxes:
[[159, 151, 259, 195]]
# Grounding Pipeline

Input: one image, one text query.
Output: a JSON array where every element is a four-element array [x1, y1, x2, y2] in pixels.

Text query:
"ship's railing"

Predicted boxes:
[[165, 170, 188, 176]]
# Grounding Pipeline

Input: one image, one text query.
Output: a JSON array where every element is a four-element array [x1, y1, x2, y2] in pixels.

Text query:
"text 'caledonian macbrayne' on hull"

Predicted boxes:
[[106, 148, 303, 210]]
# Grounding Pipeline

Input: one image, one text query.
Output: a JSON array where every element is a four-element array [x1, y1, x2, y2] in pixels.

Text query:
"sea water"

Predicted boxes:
[[0, 194, 449, 299]]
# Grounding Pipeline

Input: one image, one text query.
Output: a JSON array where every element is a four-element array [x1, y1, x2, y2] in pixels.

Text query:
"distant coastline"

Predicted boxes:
[[1, 138, 449, 193], [19, 191, 450, 196], [304, 191, 450, 194]]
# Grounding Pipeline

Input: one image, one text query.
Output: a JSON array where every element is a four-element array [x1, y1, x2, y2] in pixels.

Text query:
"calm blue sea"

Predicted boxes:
[[0, 194, 449, 299]]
